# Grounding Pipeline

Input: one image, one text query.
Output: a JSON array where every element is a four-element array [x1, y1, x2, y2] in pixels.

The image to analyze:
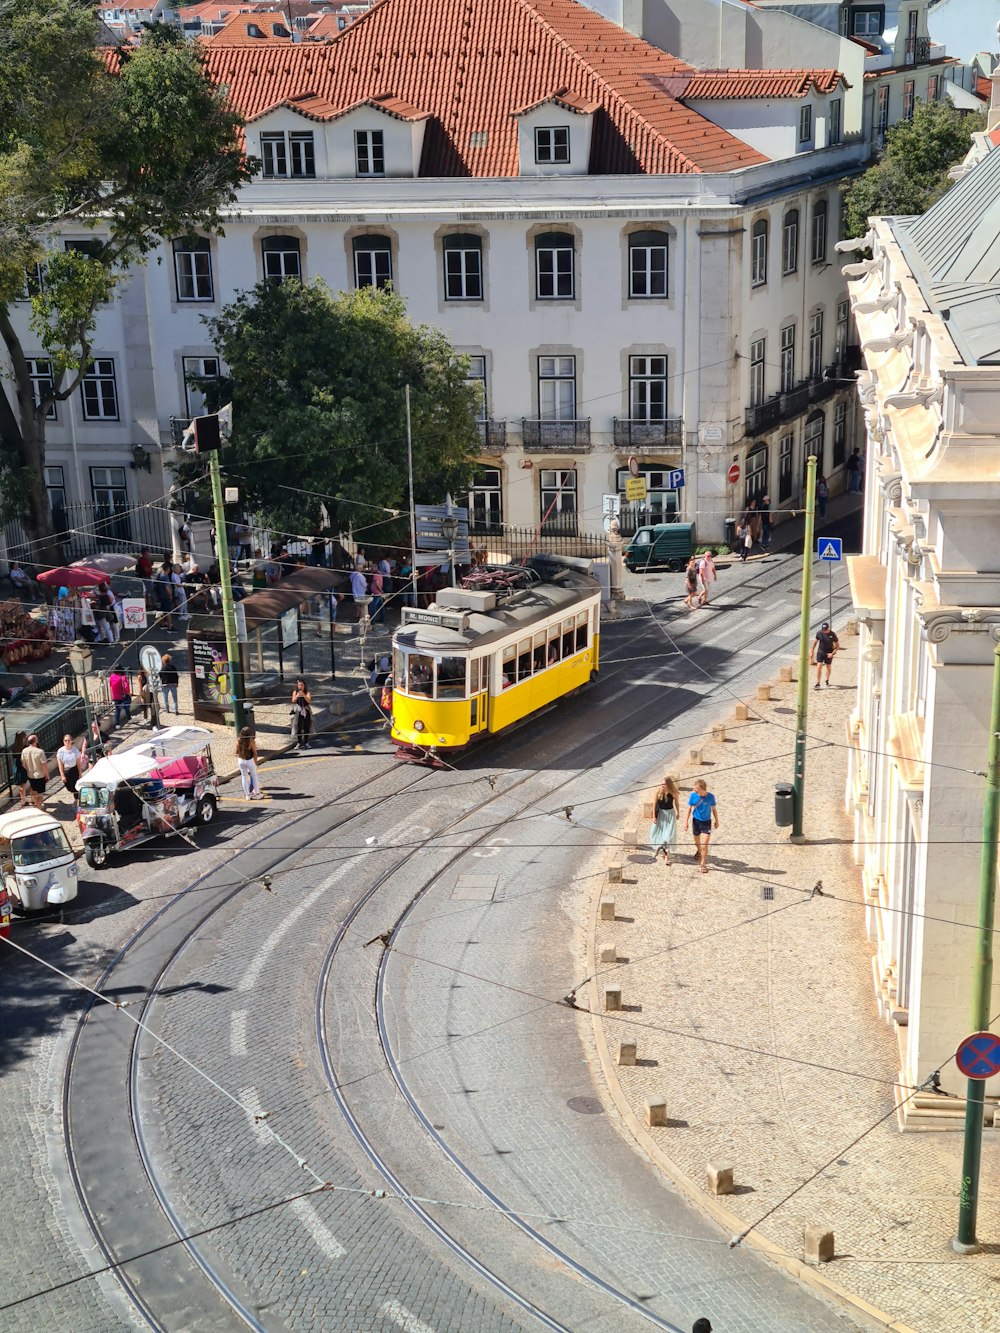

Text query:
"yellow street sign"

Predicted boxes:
[[625, 477, 647, 503]]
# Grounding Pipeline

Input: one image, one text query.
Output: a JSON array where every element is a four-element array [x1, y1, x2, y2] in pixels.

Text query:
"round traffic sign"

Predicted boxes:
[[727, 463, 741, 485], [628, 455, 640, 478], [956, 1030, 1000, 1080], [140, 645, 163, 675]]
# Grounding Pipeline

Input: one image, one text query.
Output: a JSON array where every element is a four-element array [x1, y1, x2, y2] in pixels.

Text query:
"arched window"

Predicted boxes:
[[751, 219, 768, 287], [353, 234, 392, 289], [261, 235, 301, 284], [535, 231, 574, 299], [782, 209, 799, 274], [442, 233, 483, 300], [628, 229, 668, 298]]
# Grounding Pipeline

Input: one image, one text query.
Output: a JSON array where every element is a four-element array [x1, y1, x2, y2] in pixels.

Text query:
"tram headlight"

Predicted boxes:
[[413, 720, 425, 732]]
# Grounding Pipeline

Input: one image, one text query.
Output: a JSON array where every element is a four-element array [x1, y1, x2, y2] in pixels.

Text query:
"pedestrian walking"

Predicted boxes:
[[683, 555, 699, 610], [684, 778, 719, 874], [109, 668, 132, 728], [136, 666, 154, 724], [351, 567, 369, 623], [11, 730, 30, 808], [155, 562, 175, 630], [56, 733, 83, 797], [92, 586, 116, 644], [649, 775, 680, 865], [159, 653, 179, 714], [20, 735, 48, 809], [290, 678, 312, 747], [236, 726, 262, 800], [846, 447, 862, 493], [738, 500, 762, 562], [697, 550, 717, 607], [817, 473, 829, 519], [760, 495, 772, 552], [810, 620, 839, 688]]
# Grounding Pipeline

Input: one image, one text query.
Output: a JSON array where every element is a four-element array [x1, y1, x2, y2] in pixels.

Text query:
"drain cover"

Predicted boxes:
[[567, 1096, 604, 1114], [762, 885, 775, 900]]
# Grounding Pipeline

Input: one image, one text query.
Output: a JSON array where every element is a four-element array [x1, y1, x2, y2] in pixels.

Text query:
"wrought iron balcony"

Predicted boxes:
[[612, 418, 683, 450], [780, 383, 812, 418], [521, 418, 591, 452], [904, 36, 930, 65], [745, 396, 784, 435], [477, 419, 507, 453], [746, 374, 850, 436]]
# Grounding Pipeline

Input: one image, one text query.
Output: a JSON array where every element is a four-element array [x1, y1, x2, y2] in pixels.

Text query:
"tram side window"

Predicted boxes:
[[547, 626, 560, 664], [502, 647, 515, 688], [532, 631, 547, 671], [470, 658, 481, 695], [436, 656, 467, 699], [393, 648, 406, 686], [575, 610, 589, 653], [516, 637, 532, 681], [408, 654, 434, 695], [561, 617, 575, 658]]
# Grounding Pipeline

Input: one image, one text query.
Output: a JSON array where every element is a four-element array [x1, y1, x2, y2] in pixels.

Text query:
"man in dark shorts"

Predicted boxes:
[[810, 621, 839, 689], [20, 734, 48, 809], [684, 779, 719, 873]]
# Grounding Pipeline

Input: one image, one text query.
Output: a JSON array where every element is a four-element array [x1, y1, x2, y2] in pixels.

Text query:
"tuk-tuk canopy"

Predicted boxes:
[[81, 726, 213, 786], [0, 808, 65, 843]]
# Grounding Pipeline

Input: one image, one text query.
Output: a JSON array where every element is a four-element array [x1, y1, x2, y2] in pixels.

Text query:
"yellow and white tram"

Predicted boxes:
[[390, 560, 601, 760]]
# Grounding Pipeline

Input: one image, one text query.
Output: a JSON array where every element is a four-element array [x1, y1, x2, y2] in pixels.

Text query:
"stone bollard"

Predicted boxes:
[[607, 862, 623, 885], [707, 1163, 735, 1196], [599, 896, 616, 921], [711, 723, 726, 743], [779, 664, 794, 683], [599, 943, 617, 964], [617, 1040, 637, 1066], [645, 1098, 668, 1128], [734, 702, 750, 722], [757, 683, 772, 702], [604, 986, 622, 1012], [620, 826, 638, 848], [689, 747, 703, 765], [804, 1227, 835, 1265]]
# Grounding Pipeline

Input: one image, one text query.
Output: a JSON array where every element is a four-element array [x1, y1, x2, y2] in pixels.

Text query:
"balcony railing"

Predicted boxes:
[[612, 418, 683, 450], [745, 396, 784, 435], [904, 36, 930, 64], [746, 369, 853, 436], [521, 418, 591, 451], [477, 419, 507, 453], [780, 383, 812, 419]]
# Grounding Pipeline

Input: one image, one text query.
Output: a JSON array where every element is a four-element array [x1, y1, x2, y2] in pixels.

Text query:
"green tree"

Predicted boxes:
[[0, 6, 253, 566], [843, 101, 984, 238], [201, 280, 480, 539]]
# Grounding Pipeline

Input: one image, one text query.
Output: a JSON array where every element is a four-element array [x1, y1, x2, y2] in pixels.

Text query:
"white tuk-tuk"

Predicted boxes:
[[0, 809, 79, 912]]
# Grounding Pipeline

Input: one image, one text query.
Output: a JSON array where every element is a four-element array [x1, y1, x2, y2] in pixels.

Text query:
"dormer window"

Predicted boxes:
[[534, 127, 570, 164], [261, 131, 316, 179], [356, 130, 385, 177], [798, 105, 813, 145]]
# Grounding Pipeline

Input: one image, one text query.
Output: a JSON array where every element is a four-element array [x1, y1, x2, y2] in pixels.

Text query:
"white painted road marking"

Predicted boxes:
[[239, 857, 359, 993], [230, 1009, 248, 1058], [289, 1196, 346, 1260], [380, 1299, 437, 1333]]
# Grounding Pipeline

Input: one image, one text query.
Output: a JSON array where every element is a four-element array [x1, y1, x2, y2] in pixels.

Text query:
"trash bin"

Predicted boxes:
[[724, 518, 738, 552], [775, 782, 795, 828]]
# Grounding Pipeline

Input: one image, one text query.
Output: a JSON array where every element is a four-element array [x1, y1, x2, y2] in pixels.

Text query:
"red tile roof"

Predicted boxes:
[[200, 0, 769, 174], [680, 68, 848, 99], [204, 9, 294, 41], [976, 75, 992, 100]]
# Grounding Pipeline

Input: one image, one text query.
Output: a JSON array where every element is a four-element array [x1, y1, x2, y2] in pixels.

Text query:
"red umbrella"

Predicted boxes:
[[37, 565, 110, 588]]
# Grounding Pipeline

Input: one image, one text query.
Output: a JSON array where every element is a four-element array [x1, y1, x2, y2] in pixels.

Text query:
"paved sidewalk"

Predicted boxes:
[[590, 633, 1000, 1333]]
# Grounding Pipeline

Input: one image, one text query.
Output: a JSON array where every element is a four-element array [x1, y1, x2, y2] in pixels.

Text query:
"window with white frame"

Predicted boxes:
[[443, 234, 483, 301], [182, 356, 221, 418], [829, 98, 842, 144], [836, 298, 850, 362], [261, 131, 316, 178], [90, 466, 127, 512], [809, 310, 824, 380], [464, 355, 487, 420], [16, 262, 44, 302], [745, 446, 767, 505], [780, 324, 796, 393], [628, 230, 668, 298], [173, 237, 214, 302], [798, 105, 813, 144], [811, 199, 828, 264], [927, 75, 939, 102], [534, 126, 570, 164], [629, 355, 667, 422], [615, 466, 679, 524], [749, 338, 766, 406], [538, 356, 576, 419], [27, 359, 57, 420], [540, 469, 577, 525], [261, 234, 301, 284], [751, 219, 768, 286], [877, 85, 890, 134], [81, 359, 118, 420], [779, 433, 794, 501], [782, 209, 799, 274], [833, 399, 847, 467], [45, 465, 66, 526], [902, 80, 915, 120], [288, 132, 315, 177], [535, 232, 574, 299], [355, 130, 385, 177], [804, 410, 825, 469], [853, 9, 882, 35], [468, 466, 502, 531], [353, 234, 392, 288]]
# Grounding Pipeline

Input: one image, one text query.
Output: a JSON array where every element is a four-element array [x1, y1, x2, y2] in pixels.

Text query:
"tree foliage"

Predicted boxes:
[[843, 101, 985, 238], [0, 4, 253, 558], [201, 280, 481, 539]]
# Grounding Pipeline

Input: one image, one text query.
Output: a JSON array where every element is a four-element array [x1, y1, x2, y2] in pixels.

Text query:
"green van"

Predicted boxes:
[[623, 522, 696, 572]]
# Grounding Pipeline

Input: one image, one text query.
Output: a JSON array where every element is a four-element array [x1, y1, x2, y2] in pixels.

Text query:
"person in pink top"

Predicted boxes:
[[108, 669, 132, 728]]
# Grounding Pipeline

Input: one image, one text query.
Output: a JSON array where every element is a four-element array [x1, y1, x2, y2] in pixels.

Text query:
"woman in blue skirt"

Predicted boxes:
[[649, 775, 680, 865]]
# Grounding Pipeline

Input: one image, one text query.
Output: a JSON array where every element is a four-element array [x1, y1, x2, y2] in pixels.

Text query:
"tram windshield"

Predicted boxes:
[[397, 649, 467, 699], [436, 657, 467, 699]]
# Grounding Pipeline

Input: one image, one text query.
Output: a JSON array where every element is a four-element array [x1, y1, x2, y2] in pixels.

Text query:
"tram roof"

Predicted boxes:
[[395, 569, 599, 654]]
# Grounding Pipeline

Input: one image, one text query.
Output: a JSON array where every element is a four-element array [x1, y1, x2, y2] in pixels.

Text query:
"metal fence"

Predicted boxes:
[[0, 667, 113, 800], [4, 501, 174, 569], [468, 523, 606, 561]]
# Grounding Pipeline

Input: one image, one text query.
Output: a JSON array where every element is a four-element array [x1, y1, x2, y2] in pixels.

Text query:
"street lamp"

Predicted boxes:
[[441, 514, 459, 588]]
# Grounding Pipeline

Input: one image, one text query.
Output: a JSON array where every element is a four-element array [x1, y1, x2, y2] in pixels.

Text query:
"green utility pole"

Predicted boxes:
[[953, 639, 1000, 1252], [792, 455, 818, 839], [207, 448, 246, 736]]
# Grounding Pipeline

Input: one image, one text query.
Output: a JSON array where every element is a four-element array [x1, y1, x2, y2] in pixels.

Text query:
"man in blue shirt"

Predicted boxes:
[[684, 779, 719, 873]]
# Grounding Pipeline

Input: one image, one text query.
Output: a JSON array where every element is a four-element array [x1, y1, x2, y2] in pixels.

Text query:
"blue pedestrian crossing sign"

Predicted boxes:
[[817, 537, 843, 562]]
